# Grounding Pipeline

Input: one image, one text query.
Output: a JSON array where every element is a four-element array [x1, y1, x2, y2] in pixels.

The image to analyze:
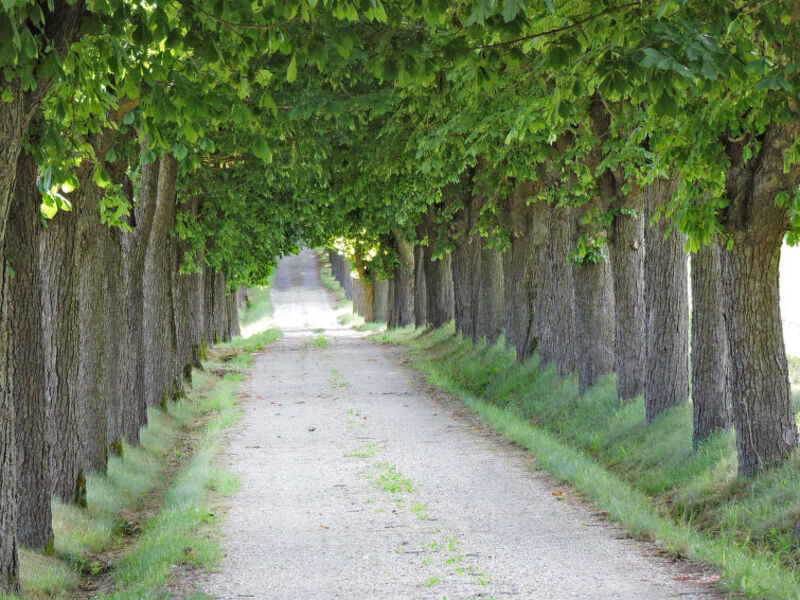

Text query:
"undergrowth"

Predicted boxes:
[[375, 324, 800, 599]]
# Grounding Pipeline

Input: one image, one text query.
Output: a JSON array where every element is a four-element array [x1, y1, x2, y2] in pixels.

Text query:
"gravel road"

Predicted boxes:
[[203, 249, 722, 600]]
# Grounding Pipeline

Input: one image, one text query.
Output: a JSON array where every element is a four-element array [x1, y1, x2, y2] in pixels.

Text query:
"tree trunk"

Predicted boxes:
[[122, 157, 159, 439], [372, 279, 389, 323], [451, 190, 479, 340], [644, 178, 689, 422], [7, 152, 51, 549], [213, 270, 227, 343], [76, 182, 109, 473], [0, 255, 16, 594], [548, 204, 578, 375], [573, 203, 616, 394], [390, 230, 415, 327], [413, 242, 427, 327], [40, 206, 82, 503], [475, 243, 505, 346], [227, 293, 240, 338], [721, 123, 799, 476], [353, 246, 374, 322], [423, 207, 454, 327], [691, 242, 732, 441], [103, 224, 131, 451], [144, 155, 179, 407], [609, 188, 646, 400], [0, 6, 85, 585]]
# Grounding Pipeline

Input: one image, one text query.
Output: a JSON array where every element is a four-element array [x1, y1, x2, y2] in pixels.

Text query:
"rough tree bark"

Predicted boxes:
[[40, 207, 82, 503], [644, 177, 690, 423], [144, 155, 180, 407], [502, 182, 535, 359], [609, 188, 646, 400], [413, 240, 427, 328], [475, 242, 505, 346], [76, 182, 110, 472], [0, 248, 15, 593], [573, 201, 616, 394], [122, 157, 160, 439], [549, 204, 578, 375], [7, 152, 51, 549], [422, 206, 454, 328], [691, 242, 732, 441], [0, 6, 85, 587], [451, 188, 479, 340], [720, 123, 799, 476], [390, 229, 415, 327]]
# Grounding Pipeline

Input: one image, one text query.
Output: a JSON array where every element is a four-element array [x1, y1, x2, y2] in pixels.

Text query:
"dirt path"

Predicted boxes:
[[203, 249, 720, 599]]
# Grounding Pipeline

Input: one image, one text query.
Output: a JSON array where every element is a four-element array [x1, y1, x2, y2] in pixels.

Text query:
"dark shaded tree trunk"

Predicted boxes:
[[720, 123, 799, 476], [451, 186, 479, 340], [549, 204, 578, 375], [390, 230, 415, 327], [103, 224, 131, 451], [610, 189, 646, 400], [413, 241, 427, 328], [644, 178, 689, 422], [500, 179, 552, 363], [691, 242, 732, 441], [202, 263, 215, 348], [122, 157, 159, 439], [7, 152, 51, 549], [423, 207, 454, 328], [0, 254, 16, 594], [0, 105, 26, 588], [0, 5, 85, 586], [144, 155, 180, 407]]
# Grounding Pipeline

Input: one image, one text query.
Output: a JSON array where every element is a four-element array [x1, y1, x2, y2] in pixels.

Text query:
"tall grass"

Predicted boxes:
[[376, 324, 800, 599]]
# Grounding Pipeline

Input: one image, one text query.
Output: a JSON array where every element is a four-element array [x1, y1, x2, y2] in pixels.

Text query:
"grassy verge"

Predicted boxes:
[[6, 287, 279, 600], [375, 324, 800, 599]]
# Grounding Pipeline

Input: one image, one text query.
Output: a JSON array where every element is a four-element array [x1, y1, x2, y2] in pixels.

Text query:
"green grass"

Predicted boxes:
[[312, 335, 329, 348], [98, 369, 245, 599], [2, 401, 193, 600], [238, 284, 274, 329], [375, 324, 800, 599]]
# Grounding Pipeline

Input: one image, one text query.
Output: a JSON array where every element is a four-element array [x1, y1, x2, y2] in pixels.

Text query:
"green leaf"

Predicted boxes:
[[173, 142, 188, 161], [253, 139, 273, 164], [502, 0, 518, 22], [287, 55, 297, 83], [93, 166, 112, 189]]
